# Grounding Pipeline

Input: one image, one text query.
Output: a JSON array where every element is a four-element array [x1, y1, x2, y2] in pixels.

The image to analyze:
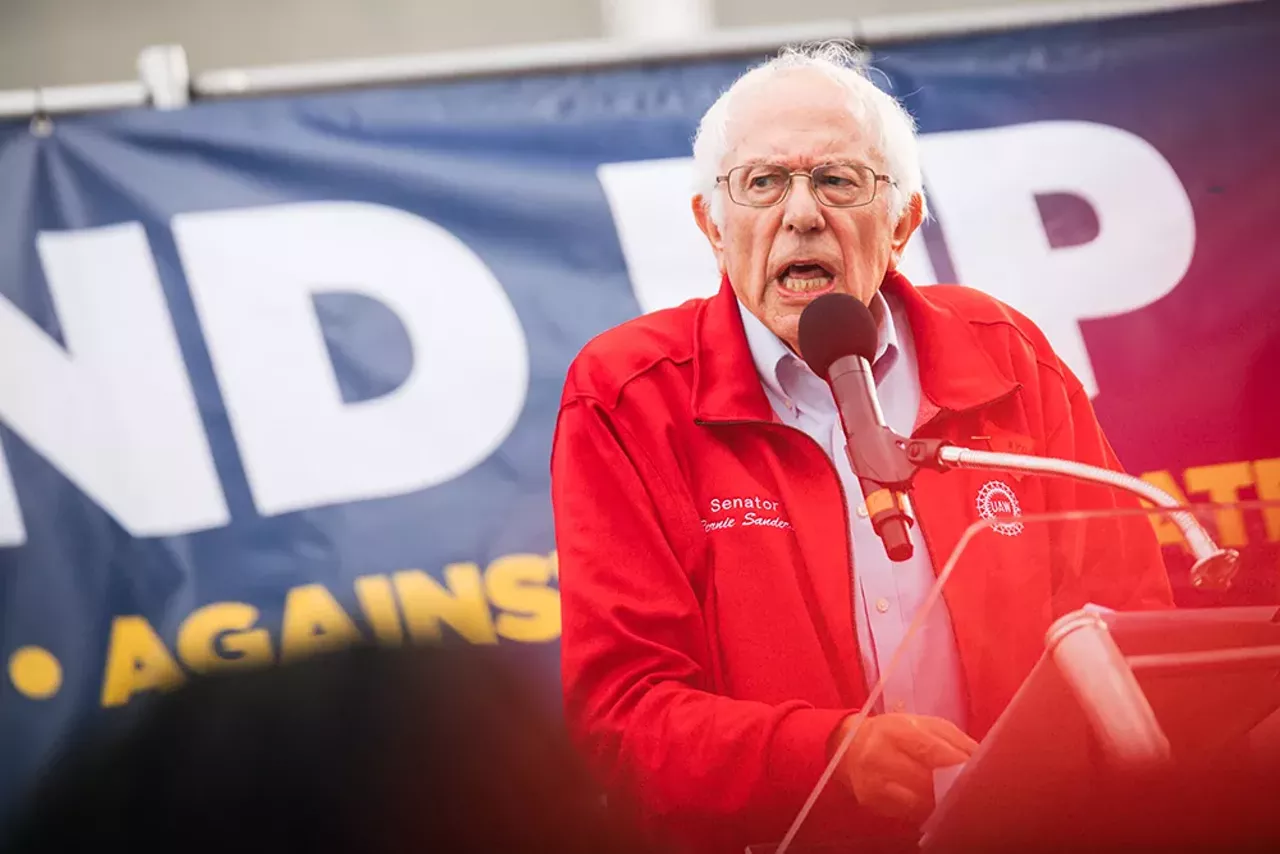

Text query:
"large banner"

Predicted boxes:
[[1, 1, 1277, 815]]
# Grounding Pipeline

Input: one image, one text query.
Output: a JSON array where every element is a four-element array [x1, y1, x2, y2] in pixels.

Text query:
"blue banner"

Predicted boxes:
[[2, 1, 1278, 816]]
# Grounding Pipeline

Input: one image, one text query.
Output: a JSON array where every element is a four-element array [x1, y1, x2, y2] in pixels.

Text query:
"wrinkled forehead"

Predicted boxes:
[[721, 70, 883, 171]]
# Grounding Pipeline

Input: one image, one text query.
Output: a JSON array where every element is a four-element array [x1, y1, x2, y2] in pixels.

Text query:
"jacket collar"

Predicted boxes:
[[692, 271, 1020, 425]]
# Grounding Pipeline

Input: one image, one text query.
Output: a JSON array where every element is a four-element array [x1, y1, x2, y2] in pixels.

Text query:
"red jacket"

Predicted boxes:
[[550, 273, 1173, 853]]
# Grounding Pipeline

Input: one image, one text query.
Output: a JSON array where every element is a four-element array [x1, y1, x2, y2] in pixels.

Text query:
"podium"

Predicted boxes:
[[920, 605, 1280, 852], [763, 501, 1280, 854]]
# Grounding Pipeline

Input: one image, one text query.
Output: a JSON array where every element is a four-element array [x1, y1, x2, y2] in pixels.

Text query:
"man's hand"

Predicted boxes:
[[832, 713, 979, 823]]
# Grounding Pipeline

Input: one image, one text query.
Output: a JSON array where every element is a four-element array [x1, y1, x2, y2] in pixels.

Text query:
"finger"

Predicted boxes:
[[879, 781, 919, 817], [877, 715, 969, 766], [879, 781, 933, 823], [913, 716, 980, 757], [897, 728, 971, 768], [848, 739, 933, 810], [869, 749, 935, 801]]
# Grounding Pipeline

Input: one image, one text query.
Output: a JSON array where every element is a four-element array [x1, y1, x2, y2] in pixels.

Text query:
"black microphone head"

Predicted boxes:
[[798, 293, 879, 377]]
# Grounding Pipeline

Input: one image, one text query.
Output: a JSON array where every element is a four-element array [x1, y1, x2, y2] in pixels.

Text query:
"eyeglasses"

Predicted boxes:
[[715, 162, 896, 209]]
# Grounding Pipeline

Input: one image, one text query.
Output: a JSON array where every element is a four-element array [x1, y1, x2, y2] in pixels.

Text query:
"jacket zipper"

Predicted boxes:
[[904, 390, 1023, 724]]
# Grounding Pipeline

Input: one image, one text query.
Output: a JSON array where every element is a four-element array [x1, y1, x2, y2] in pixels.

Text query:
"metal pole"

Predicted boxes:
[[0, 0, 1262, 118], [192, 19, 853, 100], [0, 82, 147, 120], [190, 0, 1262, 100]]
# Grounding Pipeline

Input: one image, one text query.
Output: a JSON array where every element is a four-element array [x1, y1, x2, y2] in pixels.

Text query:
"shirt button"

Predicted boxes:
[[856, 504, 869, 519], [875, 598, 890, 614], [891, 700, 907, 713]]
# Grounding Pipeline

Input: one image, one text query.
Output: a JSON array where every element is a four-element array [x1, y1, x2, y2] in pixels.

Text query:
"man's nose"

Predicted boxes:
[[781, 175, 825, 233]]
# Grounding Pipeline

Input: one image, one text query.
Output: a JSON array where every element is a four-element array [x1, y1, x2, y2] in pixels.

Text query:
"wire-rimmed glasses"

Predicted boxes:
[[716, 162, 896, 208]]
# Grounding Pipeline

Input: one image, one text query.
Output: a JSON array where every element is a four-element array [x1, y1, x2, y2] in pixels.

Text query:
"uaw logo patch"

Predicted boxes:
[[976, 480, 1024, 536]]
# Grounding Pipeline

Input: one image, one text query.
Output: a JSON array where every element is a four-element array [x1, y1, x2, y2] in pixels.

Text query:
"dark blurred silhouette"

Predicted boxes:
[[2, 642, 660, 854]]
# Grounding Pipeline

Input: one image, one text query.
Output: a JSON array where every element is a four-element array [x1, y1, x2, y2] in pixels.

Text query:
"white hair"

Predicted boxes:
[[692, 41, 925, 226]]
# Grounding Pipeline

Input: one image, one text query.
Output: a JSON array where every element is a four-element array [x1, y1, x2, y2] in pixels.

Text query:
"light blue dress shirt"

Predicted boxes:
[[738, 291, 968, 729]]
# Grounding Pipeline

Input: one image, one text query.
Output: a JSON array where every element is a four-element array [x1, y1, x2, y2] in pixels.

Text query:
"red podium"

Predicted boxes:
[[766, 501, 1280, 854], [921, 604, 1280, 852]]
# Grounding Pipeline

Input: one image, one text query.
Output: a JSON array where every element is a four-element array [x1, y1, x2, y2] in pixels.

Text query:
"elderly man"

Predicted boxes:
[[551, 44, 1173, 853]]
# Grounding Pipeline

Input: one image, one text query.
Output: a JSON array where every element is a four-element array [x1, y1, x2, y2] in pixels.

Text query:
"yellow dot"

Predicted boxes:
[[9, 647, 63, 700]]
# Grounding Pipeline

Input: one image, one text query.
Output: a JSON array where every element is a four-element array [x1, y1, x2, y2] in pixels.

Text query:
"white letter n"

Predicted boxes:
[[0, 223, 228, 546]]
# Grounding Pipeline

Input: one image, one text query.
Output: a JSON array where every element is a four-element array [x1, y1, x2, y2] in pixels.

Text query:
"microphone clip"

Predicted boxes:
[[846, 432, 952, 493]]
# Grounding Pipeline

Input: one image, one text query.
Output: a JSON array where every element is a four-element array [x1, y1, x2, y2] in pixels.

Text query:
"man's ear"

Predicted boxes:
[[692, 195, 727, 273], [888, 193, 925, 271]]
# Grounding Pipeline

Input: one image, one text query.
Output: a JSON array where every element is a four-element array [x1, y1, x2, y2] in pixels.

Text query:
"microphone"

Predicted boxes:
[[798, 293, 917, 562], [794, 294, 1240, 588]]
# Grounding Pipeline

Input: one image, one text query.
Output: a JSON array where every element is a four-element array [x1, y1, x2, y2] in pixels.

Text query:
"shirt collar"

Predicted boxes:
[[738, 289, 901, 402]]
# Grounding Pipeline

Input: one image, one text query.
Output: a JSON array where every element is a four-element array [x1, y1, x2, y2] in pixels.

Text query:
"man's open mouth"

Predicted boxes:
[[777, 262, 835, 293]]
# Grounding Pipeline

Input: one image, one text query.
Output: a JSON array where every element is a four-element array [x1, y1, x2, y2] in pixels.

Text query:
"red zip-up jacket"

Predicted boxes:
[[550, 272, 1173, 853]]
